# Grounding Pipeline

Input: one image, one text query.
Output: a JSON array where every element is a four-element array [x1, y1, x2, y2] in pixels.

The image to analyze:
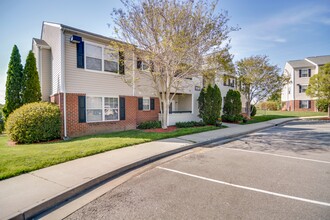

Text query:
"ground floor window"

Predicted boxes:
[[86, 96, 119, 122], [143, 97, 150, 111], [299, 100, 309, 109]]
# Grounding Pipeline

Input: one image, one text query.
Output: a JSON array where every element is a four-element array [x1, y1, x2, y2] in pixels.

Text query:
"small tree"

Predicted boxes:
[[22, 50, 41, 104], [236, 55, 289, 117], [198, 84, 222, 125], [3, 45, 23, 119], [222, 89, 242, 122], [306, 63, 330, 117], [112, 0, 237, 128]]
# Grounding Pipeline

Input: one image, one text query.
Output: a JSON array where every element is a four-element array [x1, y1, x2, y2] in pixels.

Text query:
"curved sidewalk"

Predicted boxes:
[[0, 118, 295, 220]]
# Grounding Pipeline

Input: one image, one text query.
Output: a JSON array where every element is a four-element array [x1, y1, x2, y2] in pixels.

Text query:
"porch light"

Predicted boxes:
[[70, 35, 82, 43]]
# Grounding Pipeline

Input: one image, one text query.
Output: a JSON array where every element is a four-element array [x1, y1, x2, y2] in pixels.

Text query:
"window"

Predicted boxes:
[[143, 97, 150, 110], [86, 97, 103, 122], [104, 97, 119, 120], [299, 85, 308, 93], [300, 69, 310, 77], [300, 100, 309, 109], [85, 42, 119, 73], [104, 48, 119, 73], [86, 44, 102, 71], [86, 96, 119, 122]]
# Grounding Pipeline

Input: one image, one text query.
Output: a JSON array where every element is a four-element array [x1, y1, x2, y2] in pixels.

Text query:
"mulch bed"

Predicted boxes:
[[142, 126, 177, 133], [319, 117, 330, 120]]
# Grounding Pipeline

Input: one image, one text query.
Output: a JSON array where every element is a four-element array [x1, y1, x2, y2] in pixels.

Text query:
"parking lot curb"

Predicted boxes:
[[7, 118, 296, 220]]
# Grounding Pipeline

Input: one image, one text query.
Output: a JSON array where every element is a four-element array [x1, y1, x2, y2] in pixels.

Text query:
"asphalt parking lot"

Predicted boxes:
[[65, 120, 330, 220]]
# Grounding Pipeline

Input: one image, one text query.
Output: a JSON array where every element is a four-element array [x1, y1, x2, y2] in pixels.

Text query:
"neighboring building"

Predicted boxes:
[[33, 22, 242, 138], [281, 55, 330, 111]]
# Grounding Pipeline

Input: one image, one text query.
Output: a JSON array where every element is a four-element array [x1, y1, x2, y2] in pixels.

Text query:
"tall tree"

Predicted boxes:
[[198, 84, 222, 125], [22, 50, 41, 104], [222, 89, 242, 122], [3, 45, 23, 119], [306, 63, 330, 117], [236, 55, 289, 117], [112, 0, 237, 128]]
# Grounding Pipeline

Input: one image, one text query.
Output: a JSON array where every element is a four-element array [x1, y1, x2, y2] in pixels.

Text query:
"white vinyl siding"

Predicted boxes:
[[64, 33, 133, 96], [86, 96, 119, 122]]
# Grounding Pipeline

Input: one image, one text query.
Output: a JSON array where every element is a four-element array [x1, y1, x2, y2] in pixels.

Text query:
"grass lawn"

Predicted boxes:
[[0, 126, 222, 180], [244, 110, 327, 124]]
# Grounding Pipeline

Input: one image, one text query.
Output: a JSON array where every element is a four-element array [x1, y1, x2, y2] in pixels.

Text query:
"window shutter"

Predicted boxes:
[[150, 98, 155, 110], [138, 98, 143, 110], [150, 61, 154, 72], [119, 51, 125, 75], [77, 42, 84, 68], [137, 58, 142, 69], [299, 85, 301, 93], [308, 69, 311, 77], [299, 100, 302, 108], [78, 96, 86, 123], [299, 70, 301, 77], [120, 97, 126, 120], [308, 100, 311, 109]]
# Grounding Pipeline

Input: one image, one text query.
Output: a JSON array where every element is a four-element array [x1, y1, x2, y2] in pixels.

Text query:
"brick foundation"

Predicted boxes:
[[51, 93, 160, 137], [281, 100, 316, 112]]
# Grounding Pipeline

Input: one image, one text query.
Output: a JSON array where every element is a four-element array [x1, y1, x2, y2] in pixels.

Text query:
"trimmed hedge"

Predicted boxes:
[[137, 120, 161, 129], [221, 114, 243, 123], [5, 102, 61, 144], [176, 121, 206, 128], [222, 89, 242, 122]]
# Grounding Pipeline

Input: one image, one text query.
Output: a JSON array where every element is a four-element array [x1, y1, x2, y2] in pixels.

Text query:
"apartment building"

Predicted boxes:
[[281, 55, 330, 111]]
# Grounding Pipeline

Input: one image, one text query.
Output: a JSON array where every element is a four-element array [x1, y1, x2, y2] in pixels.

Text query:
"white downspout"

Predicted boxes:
[[133, 52, 135, 96], [61, 29, 68, 139]]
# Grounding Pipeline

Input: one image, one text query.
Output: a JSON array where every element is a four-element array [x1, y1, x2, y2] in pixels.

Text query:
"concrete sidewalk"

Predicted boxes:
[[0, 118, 295, 220]]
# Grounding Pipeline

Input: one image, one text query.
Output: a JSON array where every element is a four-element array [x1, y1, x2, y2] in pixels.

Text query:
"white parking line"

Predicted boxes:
[[221, 147, 330, 164], [157, 167, 330, 207]]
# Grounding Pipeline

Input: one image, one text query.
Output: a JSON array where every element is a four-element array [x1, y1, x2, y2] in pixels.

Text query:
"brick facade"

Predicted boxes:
[[281, 100, 316, 112], [51, 93, 160, 137]]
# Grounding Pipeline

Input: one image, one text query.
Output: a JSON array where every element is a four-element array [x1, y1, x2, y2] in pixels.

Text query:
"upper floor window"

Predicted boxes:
[[86, 44, 102, 71], [85, 42, 119, 74], [299, 84, 308, 93], [299, 69, 311, 77]]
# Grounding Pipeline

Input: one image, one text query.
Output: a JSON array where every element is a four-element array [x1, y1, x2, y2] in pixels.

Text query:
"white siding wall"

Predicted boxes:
[[41, 49, 52, 101], [64, 32, 134, 96], [294, 67, 316, 100], [42, 23, 62, 95]]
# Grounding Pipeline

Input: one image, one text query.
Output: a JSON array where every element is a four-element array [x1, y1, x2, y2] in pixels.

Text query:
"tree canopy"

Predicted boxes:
[[22, 50, 41, 104], [236, 55, 289, 117], [3, 45, 23, 119], [306, 63, 330, 117], [112, 0, 237, 128]]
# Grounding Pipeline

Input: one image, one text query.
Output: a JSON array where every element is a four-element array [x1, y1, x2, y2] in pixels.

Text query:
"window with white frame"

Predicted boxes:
[[85, 43, 119, 73], [141, 62, 149, 71], [300, 100, 309, 109], [300, 69, 309, 77], [300, 85, 308, 93], [143, 97, 150, 110], [86, 96, 119, 122], [104, 48, 119, 73], [86, 44, 102, 71]]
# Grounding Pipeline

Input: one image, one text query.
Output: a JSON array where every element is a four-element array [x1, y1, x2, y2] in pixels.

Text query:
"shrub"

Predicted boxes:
[[250, 104, 257, 116], [5, 102, 61, 144], [316, 99, 329, 112], [137, 120, 161, 129], [222, 89, 242, 122], [198, 84, 222, 125], [176, 121, 206, 128], [260, 101, 278, 111]]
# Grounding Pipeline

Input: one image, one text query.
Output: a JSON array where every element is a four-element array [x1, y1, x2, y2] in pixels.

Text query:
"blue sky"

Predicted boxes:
[[1, 0, 329, 104]]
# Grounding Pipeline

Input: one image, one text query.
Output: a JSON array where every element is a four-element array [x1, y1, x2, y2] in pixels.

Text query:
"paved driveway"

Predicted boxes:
[[65, 120, 330, 220]]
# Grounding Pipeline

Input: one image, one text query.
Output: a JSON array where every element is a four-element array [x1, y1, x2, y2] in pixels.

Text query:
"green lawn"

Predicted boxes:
[[244, 110, 327, 124], [0, 126, 222, 180]]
